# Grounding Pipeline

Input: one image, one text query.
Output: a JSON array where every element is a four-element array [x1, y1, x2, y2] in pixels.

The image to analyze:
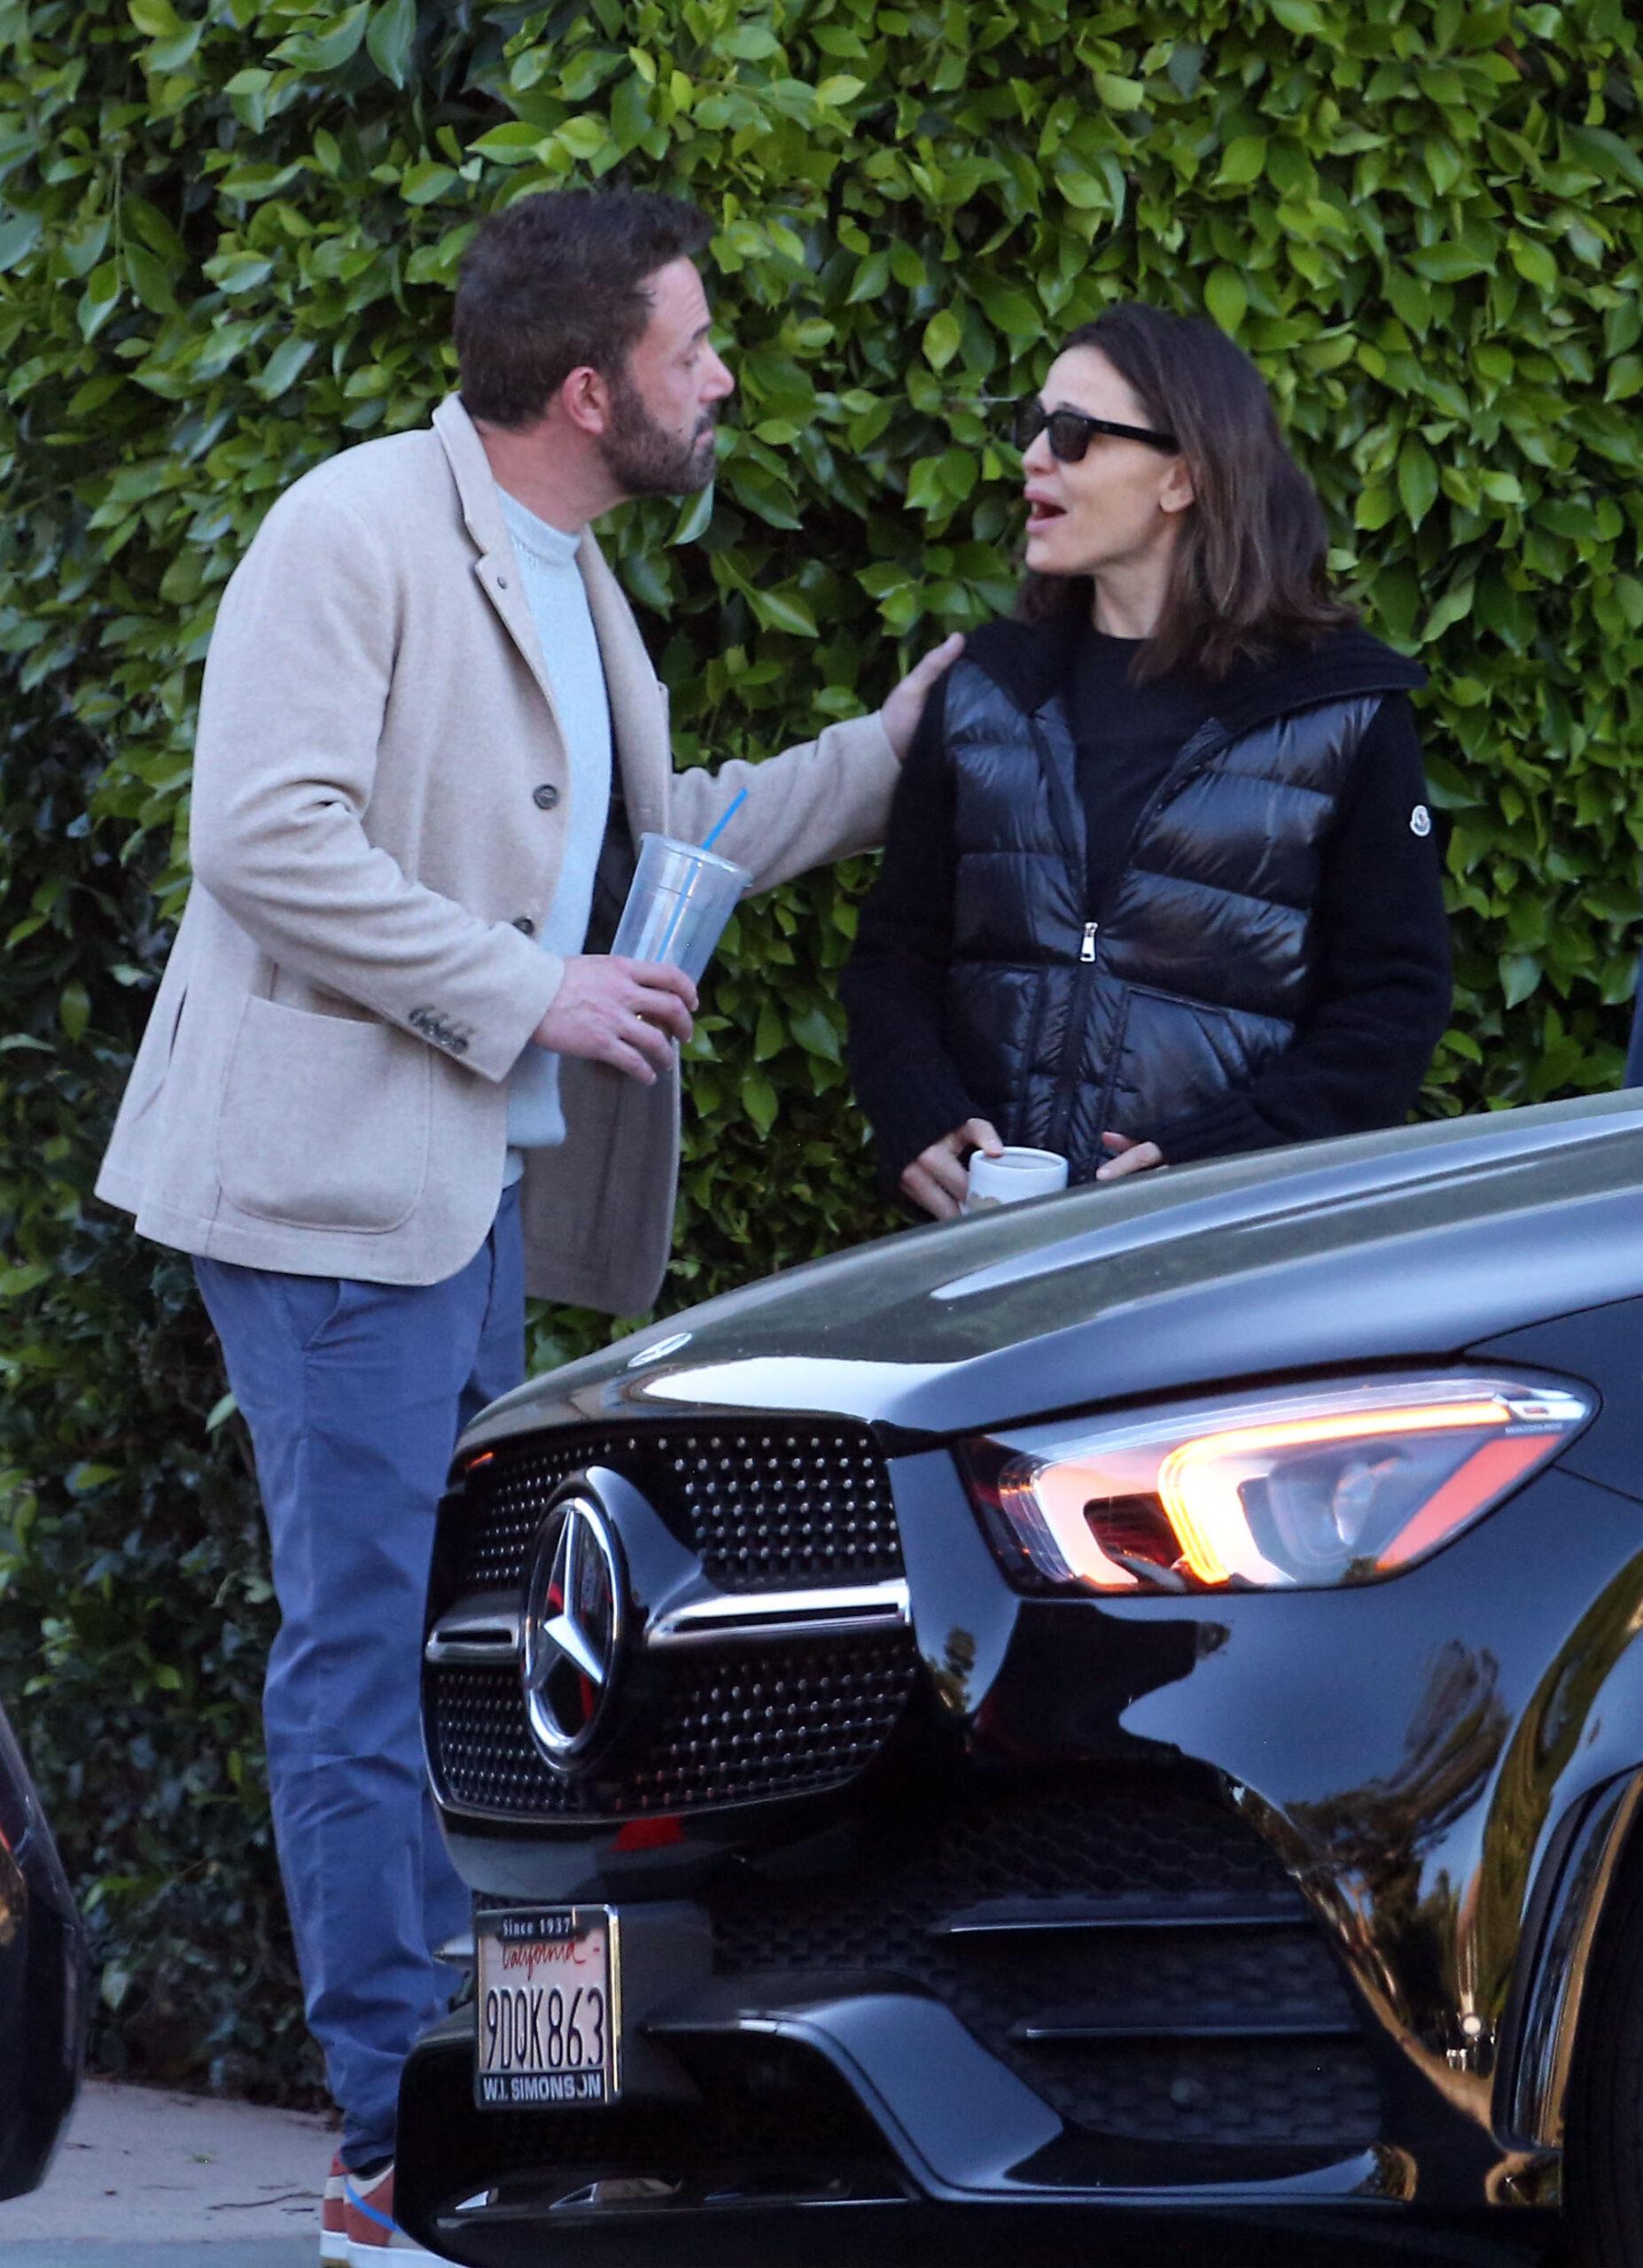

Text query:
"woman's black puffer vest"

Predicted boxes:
[[939, 629, 1425, 1181]]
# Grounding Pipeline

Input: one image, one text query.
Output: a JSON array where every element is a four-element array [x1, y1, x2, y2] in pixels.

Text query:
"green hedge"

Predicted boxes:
[[1, 0, 1639, 2101]]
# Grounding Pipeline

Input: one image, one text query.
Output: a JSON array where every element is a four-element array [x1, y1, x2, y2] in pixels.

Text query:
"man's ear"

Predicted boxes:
[[1159, 455, 1195, 517], [559, 364, 611, 439]]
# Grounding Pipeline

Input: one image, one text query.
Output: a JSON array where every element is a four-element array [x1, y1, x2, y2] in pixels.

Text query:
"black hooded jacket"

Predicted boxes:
[[841, 616, 1452, 1191]]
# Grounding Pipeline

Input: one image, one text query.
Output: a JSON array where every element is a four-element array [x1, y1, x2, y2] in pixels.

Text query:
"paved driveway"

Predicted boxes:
[[0, 2078, 333, 2264]]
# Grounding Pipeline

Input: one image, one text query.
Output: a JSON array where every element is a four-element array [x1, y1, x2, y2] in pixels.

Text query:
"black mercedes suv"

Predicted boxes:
[[399, 1090, 1643, 2267]]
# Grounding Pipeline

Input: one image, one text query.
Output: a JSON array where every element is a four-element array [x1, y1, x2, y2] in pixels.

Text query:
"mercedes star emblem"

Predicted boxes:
[[521, 1491, 624, 1767]]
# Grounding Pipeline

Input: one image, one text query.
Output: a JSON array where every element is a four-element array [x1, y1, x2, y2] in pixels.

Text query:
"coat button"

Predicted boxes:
[[497, 574, 509, 589], [533, 783, 559, 811], [513, 916, 535, 936]]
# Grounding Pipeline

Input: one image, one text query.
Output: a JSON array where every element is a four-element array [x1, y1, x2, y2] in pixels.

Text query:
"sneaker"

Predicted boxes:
[[342, 2162, 445, 2261], [321, 2154, 348, 2264]]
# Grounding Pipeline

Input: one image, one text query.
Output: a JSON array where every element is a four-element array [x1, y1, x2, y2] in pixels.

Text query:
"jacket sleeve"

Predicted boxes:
[[665, 710, 900, 893], [1150, 693, 1452, 1163], [838, 679, 985, 1189], [189, 480, 561, 1084]]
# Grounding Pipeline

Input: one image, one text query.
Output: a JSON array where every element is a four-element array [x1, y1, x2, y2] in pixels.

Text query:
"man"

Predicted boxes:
[[95, 188, 957, 2263]]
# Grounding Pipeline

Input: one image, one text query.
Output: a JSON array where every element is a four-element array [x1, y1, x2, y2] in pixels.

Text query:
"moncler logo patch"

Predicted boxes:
[[1410, 804, 1432, 837]]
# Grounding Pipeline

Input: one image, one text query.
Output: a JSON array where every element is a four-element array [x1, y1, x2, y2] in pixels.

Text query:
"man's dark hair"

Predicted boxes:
[[456, 189, 712, 428], [1020, 301, 1356, 680]]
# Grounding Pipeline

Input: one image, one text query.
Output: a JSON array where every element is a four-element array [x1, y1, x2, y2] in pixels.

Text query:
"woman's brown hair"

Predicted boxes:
[[1018, 302, 1356, 680]]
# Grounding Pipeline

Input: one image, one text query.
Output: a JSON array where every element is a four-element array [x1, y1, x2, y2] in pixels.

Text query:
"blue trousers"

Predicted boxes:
[[194, 1189, 524, 2167]]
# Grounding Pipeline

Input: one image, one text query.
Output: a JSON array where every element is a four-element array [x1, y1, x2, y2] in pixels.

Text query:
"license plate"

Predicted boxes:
[[473, 1906, 621, 2109]]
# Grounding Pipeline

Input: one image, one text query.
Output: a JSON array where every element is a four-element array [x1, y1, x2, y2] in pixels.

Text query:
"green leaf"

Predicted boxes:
[[722, 23, 780, 58], [1167, 43, 1203, 97], [128, 0, 183, 32], [469, 121, 546, 163], [400, 161, 457, 205], [77, 262, 121, 342], [365, 0, 417, 87], [1500, 953, 1541, 1009], [923, 310, 962, 370], [253, 335, 317, 400], [747, 586, 817, 636], [1406, 243, 1491, 281], [1509, 236, 1558, 289], [556, 116, 609, 159], [123, 245, 179, 315], [977, 284, 1040, 338], [815, 74, 865, 105], [0, 208, 43, 274], [1216, 136, 1266, 187], [1397, 436, 1439, 529], [740, 1069, 779, 1133], [203, 252, 274, 295], [1092, 73, 1146, 112], [790, 1005, 841, 1062], [1203, 266, 1247, 335], [270, 5, 370, 72]]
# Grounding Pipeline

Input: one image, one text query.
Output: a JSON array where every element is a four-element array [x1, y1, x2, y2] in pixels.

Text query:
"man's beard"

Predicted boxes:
[[598, 370, 718, 497]]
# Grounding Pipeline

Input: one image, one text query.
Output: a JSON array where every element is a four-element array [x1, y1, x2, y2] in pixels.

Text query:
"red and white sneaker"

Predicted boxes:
[[342, 2162, 445, 2261], [321, 2154, 348, 2264]]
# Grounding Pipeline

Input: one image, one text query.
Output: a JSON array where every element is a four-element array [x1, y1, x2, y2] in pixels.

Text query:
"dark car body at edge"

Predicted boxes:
[[0, 1698, 83, 2202], [399, 1091, 1643, 2266]]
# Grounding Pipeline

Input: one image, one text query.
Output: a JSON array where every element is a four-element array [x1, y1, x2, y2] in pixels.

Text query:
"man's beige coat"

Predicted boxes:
[[96, 397, 899, 1315]]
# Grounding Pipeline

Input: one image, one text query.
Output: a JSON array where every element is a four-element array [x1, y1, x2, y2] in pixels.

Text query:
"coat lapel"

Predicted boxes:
[[576, 536, 669, 843], [431, 395, 570, 761], [430, 395, 670, 837]]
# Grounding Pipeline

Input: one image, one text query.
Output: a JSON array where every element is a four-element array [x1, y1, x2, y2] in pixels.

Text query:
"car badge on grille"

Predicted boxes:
[[521, 1490, 625, 1769]]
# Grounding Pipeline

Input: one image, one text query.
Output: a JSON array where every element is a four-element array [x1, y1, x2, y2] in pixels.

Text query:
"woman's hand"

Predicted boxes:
[[1095, 1131, 1165, 1182], [899, 1115, 1003, 1221]]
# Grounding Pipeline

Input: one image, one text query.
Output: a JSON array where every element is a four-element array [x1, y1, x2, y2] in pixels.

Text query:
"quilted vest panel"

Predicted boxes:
[[939, 655, 1382, 1179]]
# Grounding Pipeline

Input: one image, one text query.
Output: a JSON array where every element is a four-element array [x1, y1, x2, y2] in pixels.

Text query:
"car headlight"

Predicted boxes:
[[957, 1373, 1593, 1594]]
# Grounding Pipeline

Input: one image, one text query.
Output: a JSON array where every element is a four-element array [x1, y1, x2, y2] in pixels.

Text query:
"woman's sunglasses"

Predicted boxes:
[[1010, 399, 1179, 461]]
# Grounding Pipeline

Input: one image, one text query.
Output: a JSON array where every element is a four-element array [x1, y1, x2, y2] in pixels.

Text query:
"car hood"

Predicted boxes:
[[468, 1091, 1643, 1449]]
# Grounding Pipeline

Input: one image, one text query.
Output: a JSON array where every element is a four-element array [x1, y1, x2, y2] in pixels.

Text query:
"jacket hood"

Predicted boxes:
[[962, 614, 1427, 738]]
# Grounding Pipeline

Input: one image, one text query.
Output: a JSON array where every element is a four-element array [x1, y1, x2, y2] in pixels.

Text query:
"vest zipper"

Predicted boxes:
[[1045, 920, 1099, 1155], [1031, 709, 1234, 1166]]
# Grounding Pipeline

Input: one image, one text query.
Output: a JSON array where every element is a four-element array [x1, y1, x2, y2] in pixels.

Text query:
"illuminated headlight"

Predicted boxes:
[[957, 1374, 1593, 1594]]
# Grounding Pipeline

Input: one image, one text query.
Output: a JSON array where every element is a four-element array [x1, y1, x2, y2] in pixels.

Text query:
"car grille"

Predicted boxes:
[[707, 1776, 1382, 2152], [426, 1633, 917, 1819], [455, 1420, 900, 1595], [428, 1418, 917, 1821]]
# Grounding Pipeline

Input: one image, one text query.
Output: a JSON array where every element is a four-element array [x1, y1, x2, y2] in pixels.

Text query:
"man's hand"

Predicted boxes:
[[1095, 1131, 1165, 1182], [899, 1115, 1003, 1221], [878, 632, 965, 761], [531, 955, 697, 1084]]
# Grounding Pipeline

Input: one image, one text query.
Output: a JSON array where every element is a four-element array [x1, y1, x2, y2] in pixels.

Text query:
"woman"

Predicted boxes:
[[841, 301, 1452, 1219]]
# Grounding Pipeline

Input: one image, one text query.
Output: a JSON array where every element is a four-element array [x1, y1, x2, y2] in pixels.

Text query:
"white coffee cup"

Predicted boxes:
[[962, 1146, 1070, 1212]]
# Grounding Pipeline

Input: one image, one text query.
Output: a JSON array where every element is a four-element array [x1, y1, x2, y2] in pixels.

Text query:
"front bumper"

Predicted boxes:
[[398, 1978, 1553, 2268], [398, 1768, 1559, 2267]]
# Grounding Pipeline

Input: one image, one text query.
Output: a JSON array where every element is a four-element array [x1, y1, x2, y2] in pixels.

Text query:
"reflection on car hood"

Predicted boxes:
[[469, 1091, 1643, 1448]]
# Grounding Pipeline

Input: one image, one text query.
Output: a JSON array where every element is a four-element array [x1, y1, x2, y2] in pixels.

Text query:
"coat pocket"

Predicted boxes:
[[214, 994, 432, 1232]]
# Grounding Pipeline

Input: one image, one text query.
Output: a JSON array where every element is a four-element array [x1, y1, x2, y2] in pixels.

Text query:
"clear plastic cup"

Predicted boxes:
[[962, 1146, 1070, 1213], [610, 833, 751, 986]]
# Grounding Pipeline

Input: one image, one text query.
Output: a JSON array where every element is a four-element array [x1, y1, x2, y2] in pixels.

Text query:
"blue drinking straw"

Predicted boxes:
[[658, 789, 750, 962], [702, 788, 747, 851]]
